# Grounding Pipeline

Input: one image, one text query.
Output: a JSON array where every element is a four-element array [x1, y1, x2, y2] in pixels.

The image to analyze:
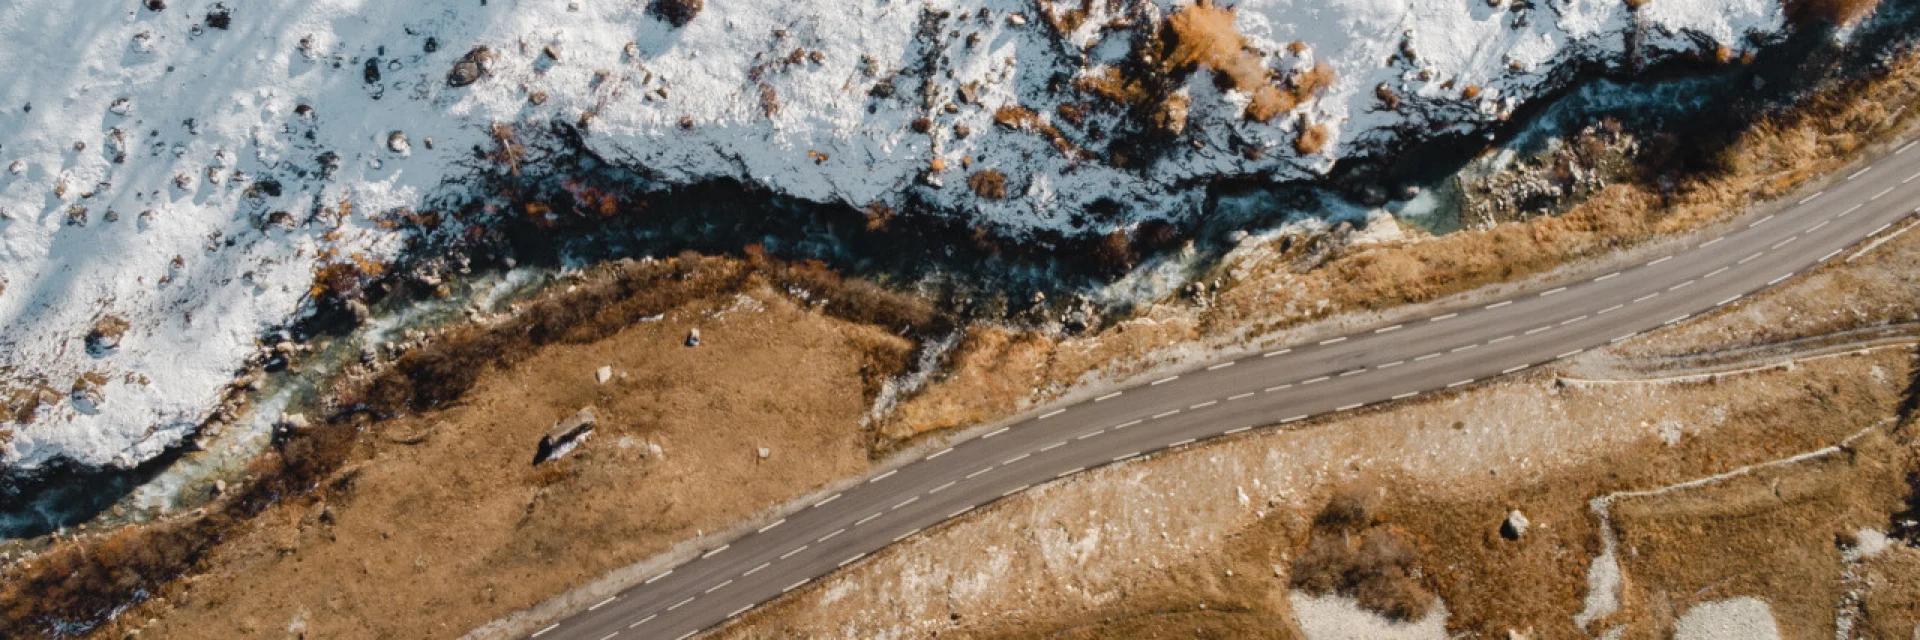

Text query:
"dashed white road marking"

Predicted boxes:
[[758, 519, 786, 534], [1446, 379, 1475, 388], [1302, 375, 1330, 385], [1451, 344, 1478, 353], [1848, 167, 1872, 180], [704, 580, 733, 594], [1485, 301, 1512, 310], [1038, 441, 1065, 452], [1900, 141, 1916, 154], [780, 545, 809, 560], [1001, 485, 1031, 497], [1224, 426, 1253, 434], [893, 528, 922, 543], [1841, 203, 1863, 217], [981, 427, 1009, 439], [1336, 402, 1365, 411], [1077, 430, 1105, 440], [1095, 391, 1122, 402], [1338, 368, 1366, 377], [1190, 400, 1218, 409], [646, 570, 673, 584], [601, 632, 621, 640], [744, 562, 770, 577], [1823, 248, 1844, 262], [1871, 221, 1894, 235], [930, 480, 957, 493], [630, 614, 656, 628], [1002, 453, 1030, 465], [1556, 349, 1585, 359], [817, 529, 845, 542], [1648, 255, 1674, 266], [1562, 314, 1591, 326], [1718, 295, 1742, 306], [1502, 364, 1529, 374], [965, 468, 993, 479], [1430, 313, 1458, 322], [1798, 191, 1824, 205], [947, 507, 972, 519], [893, 496, 920, 510], [925, 448, 952, 461], [1414, 352, 1442, 361], [1152, 375, 1180, 385], [1598, 304, 1624, 315], [1170, 437, 1196, 447], [1704, 267, 1729, 278], [1611, 333, 1639, 344], [1391, 392, 1418, 400], [1595, 271, 1623, 281], [1664, 314, 1691, 326], [533, 624, 560, 638], [1281, 415, 1310, 424], [728, 605, 752, 619], [1228, 392, 1255, 401], [1767, 273, 1794, 286], [1114, 419, 1143, 429], [1377, 360, 1404, 369], [1151, 409, 1181, 419], [1738, 252, 1763, 265], [1749, 215, 1774, 228], [1056, 465, 1087, 478], [1488, 335, 1515, 344], [1208, 361, 1236, 370], [1669, 279, 1695, 291], [1320, 336, 1348, 346], [1039, 408, 1065, 420], [813, 493, 841, 508], [668, 597, 695, 611], [782, 581, 808, 594], [1906, 171, 1920, 184], [1265, 384, 1292, 393], [701, 545, 730, 559], [1540, 286, 1567, 296], [1771, 237, 1797, 250], [868, 470, 897, 483], [1699, 237, 1724, 248], [1871, 186, 1894, 200], [1633, 293, 1660, 303], [1524, 326, 1552, 336], [853, 513, 880, 526], [676, 630, 697, 640], [1375, 324, 1404, 334], [1264, 348, 1292, 358], [1808, 220, 1830, 233], [837, 554, 865, 568]]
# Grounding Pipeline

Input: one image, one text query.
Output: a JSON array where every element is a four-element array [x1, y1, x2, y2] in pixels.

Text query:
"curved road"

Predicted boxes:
[[525, 136, 1920, 640]]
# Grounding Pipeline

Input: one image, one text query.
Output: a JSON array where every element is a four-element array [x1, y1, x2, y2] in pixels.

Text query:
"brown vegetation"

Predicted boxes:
[[1782, 0, 1882, 27], [967, 169, 1009, 200], [1293, 122, 1330, 155], [1163, 1, 1312, 124], [1290, 486, 1437, 621], [647, 0, 703, 28]]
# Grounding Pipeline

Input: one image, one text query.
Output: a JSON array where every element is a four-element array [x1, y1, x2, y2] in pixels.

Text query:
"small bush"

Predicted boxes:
[[1294, 122, 1331, 155], [1289, 487, 1436, 622], [1782, 0, 1881, 27], [647, 0, 703, 27], [968, 169, 1009, 200]]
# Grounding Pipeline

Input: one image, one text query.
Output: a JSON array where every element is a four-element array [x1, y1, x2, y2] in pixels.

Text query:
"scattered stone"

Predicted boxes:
[[757, 446, 771, 459], [596, 365, 613, 384], [281, 412, 311, 431], [529, 91, 549, 106], [109, 98, 133, 116], [685, 327, 701, 347], [1500, 509, 1530, 540], [542, 44, 562, 61], [1007, 12, 1028, 26], [346, 300, 371, 325], [86, 315, 130, 354], [386, 131, 409, 155]]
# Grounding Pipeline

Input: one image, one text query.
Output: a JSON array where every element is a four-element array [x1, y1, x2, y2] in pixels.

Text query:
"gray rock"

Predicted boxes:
[[1501, 509, 1530, 540]]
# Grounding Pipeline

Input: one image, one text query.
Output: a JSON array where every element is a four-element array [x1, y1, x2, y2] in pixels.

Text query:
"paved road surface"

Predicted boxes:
[[524, 136, 1920, 640]]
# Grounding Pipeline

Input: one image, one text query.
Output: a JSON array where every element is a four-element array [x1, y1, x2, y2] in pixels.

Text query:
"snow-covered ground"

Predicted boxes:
[[0, 0, 1789, 472]]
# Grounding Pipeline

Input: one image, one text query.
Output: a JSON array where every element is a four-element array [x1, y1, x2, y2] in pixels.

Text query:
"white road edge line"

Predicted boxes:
[[1540, 286, 1567, 296], [758, 519, 785, 534], [1718, 295, 1742, 306], [1057, 466, 1086, 478], [533, 624, 560, 638], [1170, 438, 1196, 447], [1502, 364, 1529, 374], [1486, 301, 1512, 310], [1320, 336, 1348, 345], [1264, 348, 1292, 358], [1152, 376, 1180, 385], [838, 554, 865, 568], [1798, 191, 1824, 205], [1446, 379, 1475, 388], [1095, 391, 1122, 402], [783, 581, 808, 594], [925, 447, 952, 461], [702, 545, 730, 559], [1208, 361, 1236, 370], [1595, 271, 1622, 281], [1375, 324, 1404, 334], [646, 570, 673, 584], [1767, 273, 1794, 286], [1224, 426, 1253, 434], [1001, 485, 1031, 497], [1336, 402, 1365, 411], [981, 427, 1010, 439], [813, 493, 841, 508], [1647, 255, 1673, 266], [1556, 349, 1584, 359], [1039, 408, 1065, 420], [893, 529, 921, 543], [1391, 392, 1418, 400], [1431, 313, 1458, 322], [869, 470, 898, 483], [1281, 415, 1310, 424]]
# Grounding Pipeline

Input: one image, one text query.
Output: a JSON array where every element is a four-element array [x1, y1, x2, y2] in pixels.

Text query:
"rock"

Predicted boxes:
[[447, 46, 493, 87], [535, 406, 597, 464], [1501, 509, 1530, 540], [647, 0, 703, 27], [346, 300, 371, 325], [595, 365, 613, 384], [1007, 12, 1028, 26], [542, 44, 562, 61], [685, 327, 701, 347], [757, 446, 771, 459], [281, 412, 311, 431], [109, 98, 132, 116], [387, 131, 409, 155]]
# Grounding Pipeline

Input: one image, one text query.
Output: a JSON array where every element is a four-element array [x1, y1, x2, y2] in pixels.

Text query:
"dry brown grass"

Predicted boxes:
[[1293, 122, 1330, 155], [1783, 0, 1882, 27], [1163, 1, 1316, 123]]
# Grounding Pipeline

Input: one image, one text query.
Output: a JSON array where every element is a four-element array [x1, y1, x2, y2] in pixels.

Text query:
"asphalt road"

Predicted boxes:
[[524, 136, 1920, 640]]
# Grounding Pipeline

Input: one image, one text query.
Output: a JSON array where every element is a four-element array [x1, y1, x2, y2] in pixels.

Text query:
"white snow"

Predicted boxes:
[[0, 0, 1790, 471], [1672, 597, 1783, 640], [1289, 593, 1449, 640]]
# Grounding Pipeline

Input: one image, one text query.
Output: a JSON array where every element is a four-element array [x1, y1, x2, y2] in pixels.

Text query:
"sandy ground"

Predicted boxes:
[[93, 283, 910, 640]]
